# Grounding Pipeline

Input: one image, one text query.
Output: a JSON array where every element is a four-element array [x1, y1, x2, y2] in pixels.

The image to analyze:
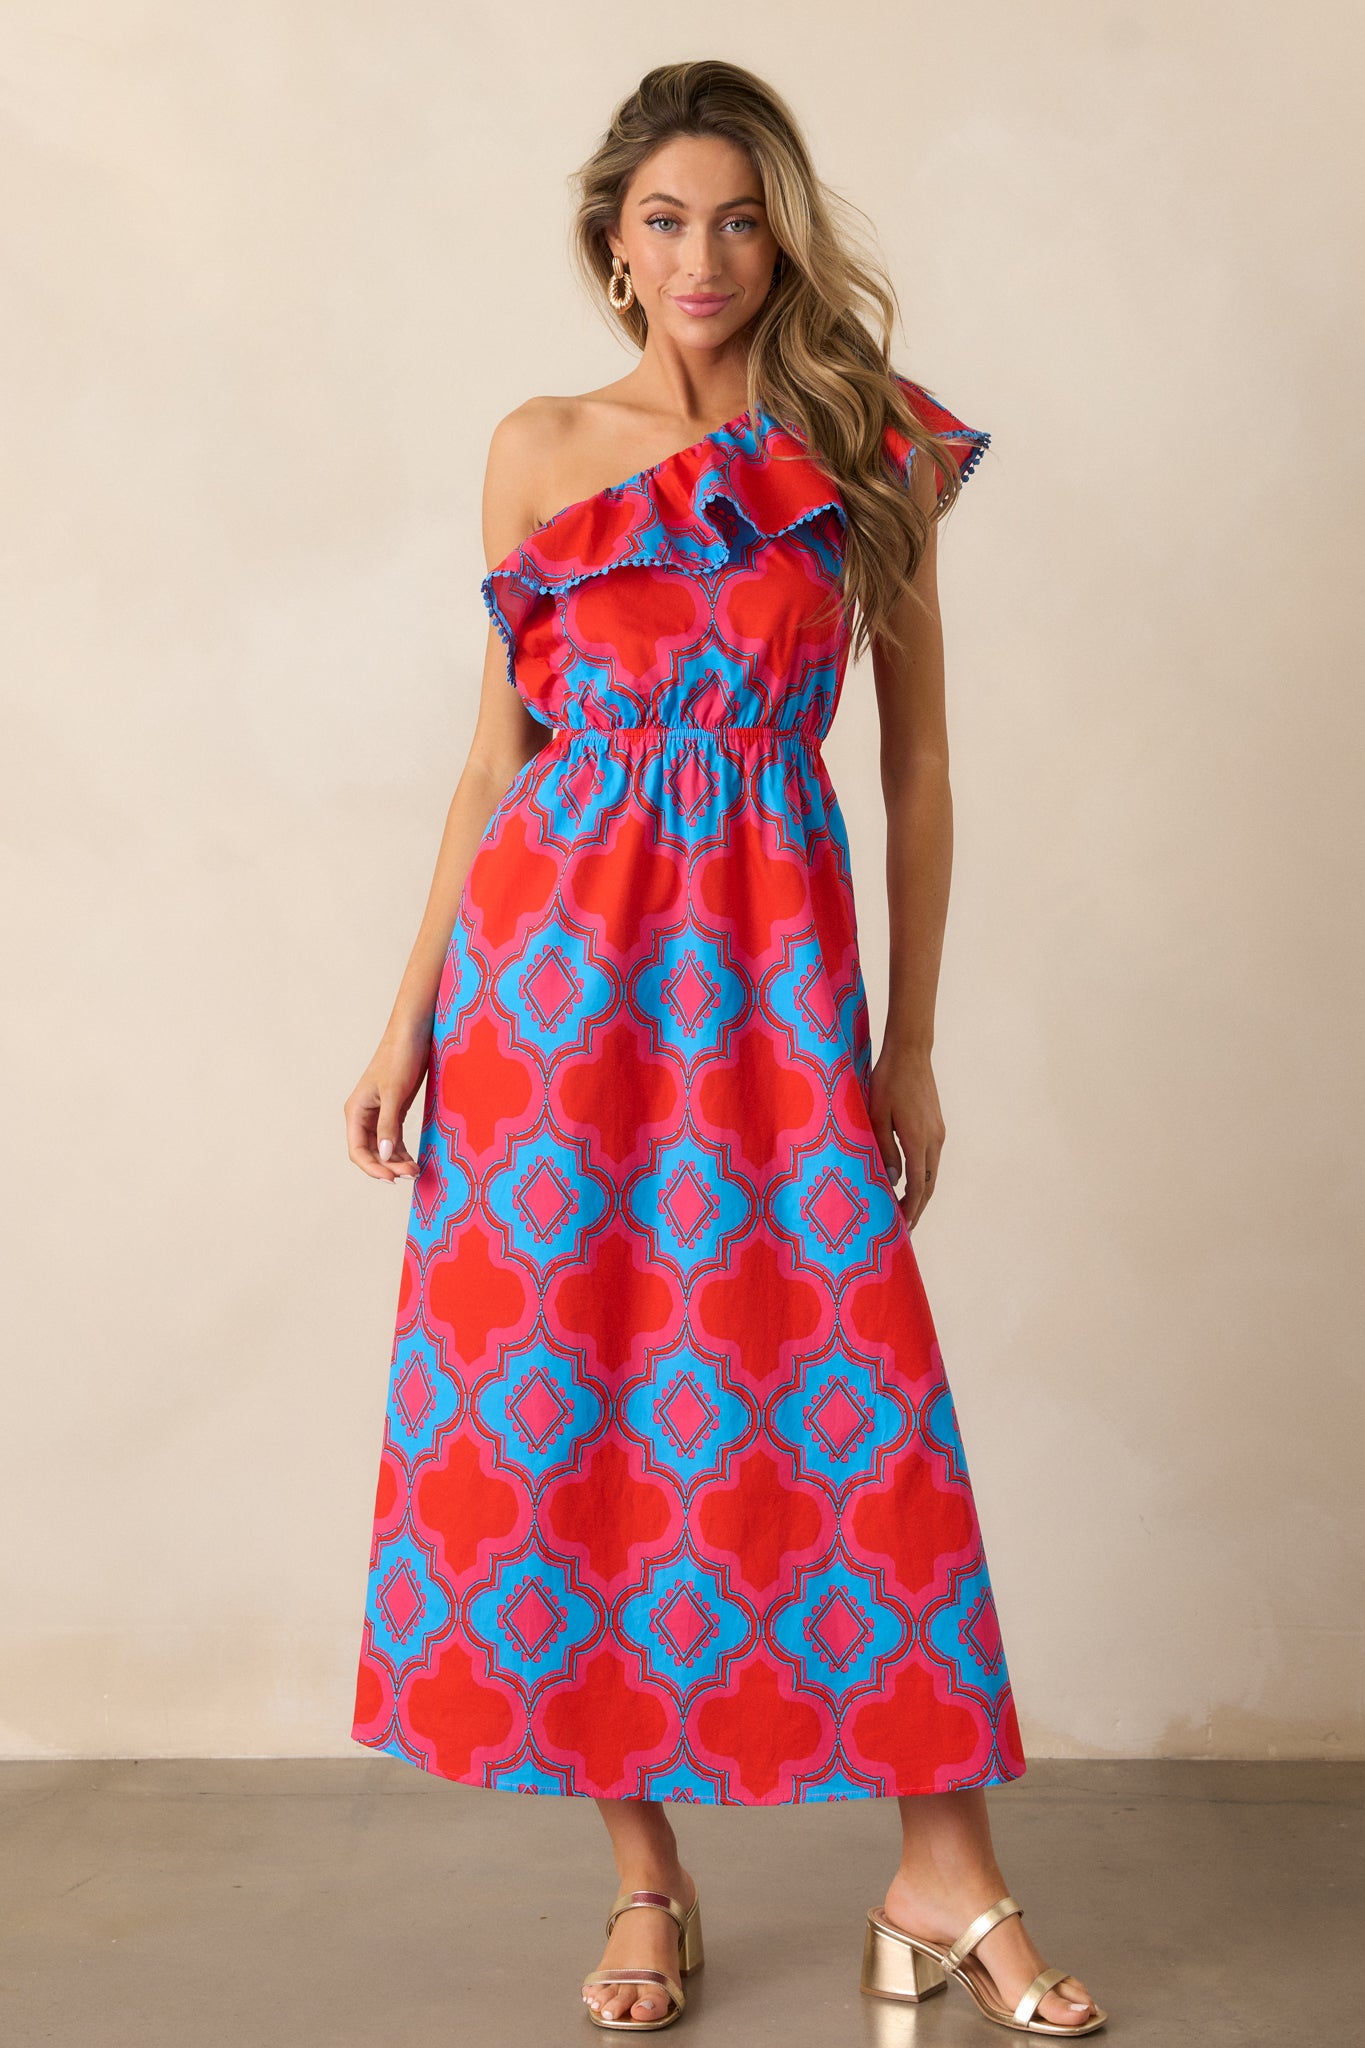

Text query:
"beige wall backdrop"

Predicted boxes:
[[4, 2, 1362, 1764]]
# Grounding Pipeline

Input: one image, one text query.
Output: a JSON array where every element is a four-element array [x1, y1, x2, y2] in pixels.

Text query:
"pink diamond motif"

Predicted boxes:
[[657, 1372, 719, 1456], [395, 1353, 435, 1433], [378, 1558, 424, 1642], [961, 1589, 1004, 1673], [794, 963, 839, 1039], [508, 1367, 572, 1449], [521, 948, 581, 1028], [805, 1587, 873, 1671], [652, 1584, 719, 1665], [801, 1166, 867, 1252], [807, 1377, 873, 1460], [500, 1580, 567, 1659], [412, 1148, 448, 1229], [659, 1163, 719, 1246], [562, 752, 602, 821], [667, 746, 718, 822], [663, 951, 720, 1034], [516, 1158, 577, 1241], [685, 675, 731, 727]]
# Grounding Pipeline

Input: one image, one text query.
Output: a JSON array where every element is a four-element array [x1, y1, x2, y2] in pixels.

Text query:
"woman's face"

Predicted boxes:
[[607, 135, 781, 352]]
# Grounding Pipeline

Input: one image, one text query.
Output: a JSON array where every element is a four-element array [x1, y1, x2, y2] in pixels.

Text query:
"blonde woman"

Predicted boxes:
[[346, 57, 1105, 2039]]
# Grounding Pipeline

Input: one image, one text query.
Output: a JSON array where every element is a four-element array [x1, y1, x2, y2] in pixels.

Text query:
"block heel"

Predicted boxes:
[[861, 1909, 949, 2000], [860, 1896, 1107, 2035]]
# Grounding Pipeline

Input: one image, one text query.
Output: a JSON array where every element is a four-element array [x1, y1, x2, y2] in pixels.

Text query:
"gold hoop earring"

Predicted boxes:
[[608, 255, 635, 313]]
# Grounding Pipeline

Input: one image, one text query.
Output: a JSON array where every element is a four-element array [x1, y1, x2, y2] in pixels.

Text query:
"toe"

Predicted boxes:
[[1039, 1975, 1098, 2027]]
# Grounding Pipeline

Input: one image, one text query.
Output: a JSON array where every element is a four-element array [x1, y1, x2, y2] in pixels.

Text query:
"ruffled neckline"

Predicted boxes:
[[500, 404, 754, 572], [482, 405, 848, 601]]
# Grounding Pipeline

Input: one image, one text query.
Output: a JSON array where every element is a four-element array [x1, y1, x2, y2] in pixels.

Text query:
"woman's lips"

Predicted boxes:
[[672, 294, 731, 317]]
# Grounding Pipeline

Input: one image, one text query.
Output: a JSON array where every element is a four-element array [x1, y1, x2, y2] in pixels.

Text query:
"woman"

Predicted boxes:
[[345, 58, 1105, 2040]]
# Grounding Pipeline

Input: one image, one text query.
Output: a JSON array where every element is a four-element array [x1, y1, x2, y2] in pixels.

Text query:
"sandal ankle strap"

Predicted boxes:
[[945, 1894, 1022, 1968]]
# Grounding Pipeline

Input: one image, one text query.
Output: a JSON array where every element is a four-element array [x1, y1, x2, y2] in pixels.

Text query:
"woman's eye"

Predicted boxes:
[[642, 214, 759, 234]]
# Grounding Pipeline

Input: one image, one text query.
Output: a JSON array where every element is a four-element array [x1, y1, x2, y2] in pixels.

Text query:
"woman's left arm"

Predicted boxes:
[[868, 450, 953, 1230]]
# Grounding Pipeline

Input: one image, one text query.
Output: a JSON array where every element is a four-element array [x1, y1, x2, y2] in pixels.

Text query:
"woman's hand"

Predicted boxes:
[[867, 1041, 946, 1230], [344, 1016, 432, 1183]]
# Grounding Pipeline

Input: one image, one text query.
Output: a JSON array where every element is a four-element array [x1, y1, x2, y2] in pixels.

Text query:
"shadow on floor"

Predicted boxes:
[[1, 1757, 1358, 2046]]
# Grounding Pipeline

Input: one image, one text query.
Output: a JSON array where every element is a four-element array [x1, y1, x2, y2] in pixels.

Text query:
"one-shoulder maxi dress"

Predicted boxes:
[[351, 372, 1027, 1803]]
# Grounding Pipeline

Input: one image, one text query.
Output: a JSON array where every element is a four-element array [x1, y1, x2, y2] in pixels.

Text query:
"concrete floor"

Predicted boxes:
[[1, 1758, 1357, 2045]]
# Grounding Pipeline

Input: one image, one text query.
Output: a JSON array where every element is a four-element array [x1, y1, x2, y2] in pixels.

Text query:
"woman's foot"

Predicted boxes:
[[883, 1865, 1101, 2030], [582, 1864, 697, 2026], [887, 1786, 1103, 2031]]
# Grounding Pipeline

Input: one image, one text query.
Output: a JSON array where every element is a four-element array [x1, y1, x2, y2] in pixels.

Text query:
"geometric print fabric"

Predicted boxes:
[[351, 372, 1027, 1802]]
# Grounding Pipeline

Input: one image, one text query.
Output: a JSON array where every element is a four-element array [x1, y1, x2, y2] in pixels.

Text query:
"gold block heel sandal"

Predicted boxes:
[[583, 1887, 704, 2033], [861, 1894, 1107, 2036]]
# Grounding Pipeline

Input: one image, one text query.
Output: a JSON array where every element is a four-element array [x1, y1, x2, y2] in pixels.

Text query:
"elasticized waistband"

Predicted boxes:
[[547, 722, 823, 753]]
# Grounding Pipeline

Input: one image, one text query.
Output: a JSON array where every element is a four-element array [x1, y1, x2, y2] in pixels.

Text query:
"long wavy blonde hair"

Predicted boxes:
[[569, 59, 973, 662]]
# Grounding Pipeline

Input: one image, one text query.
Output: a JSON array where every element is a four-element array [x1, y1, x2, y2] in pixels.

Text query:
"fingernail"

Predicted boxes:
[[378, 1139, 393, 1161]]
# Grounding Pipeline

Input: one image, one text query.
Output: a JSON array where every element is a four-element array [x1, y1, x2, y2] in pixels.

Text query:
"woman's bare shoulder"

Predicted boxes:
[[481, 386, 635, 563], [488, 386, 636, 471], [481, 395, 573, 566], [488, 390, 573, 454]]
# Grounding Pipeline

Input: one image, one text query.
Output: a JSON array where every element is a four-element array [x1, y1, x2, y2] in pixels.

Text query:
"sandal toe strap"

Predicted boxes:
[[583, 1968, 683, 2009], [1014, 1964, 1069, 2023]]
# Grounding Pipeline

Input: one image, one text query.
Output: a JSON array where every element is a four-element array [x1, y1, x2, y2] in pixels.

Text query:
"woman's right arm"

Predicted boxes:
[[344, 405, 552, 1184]]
